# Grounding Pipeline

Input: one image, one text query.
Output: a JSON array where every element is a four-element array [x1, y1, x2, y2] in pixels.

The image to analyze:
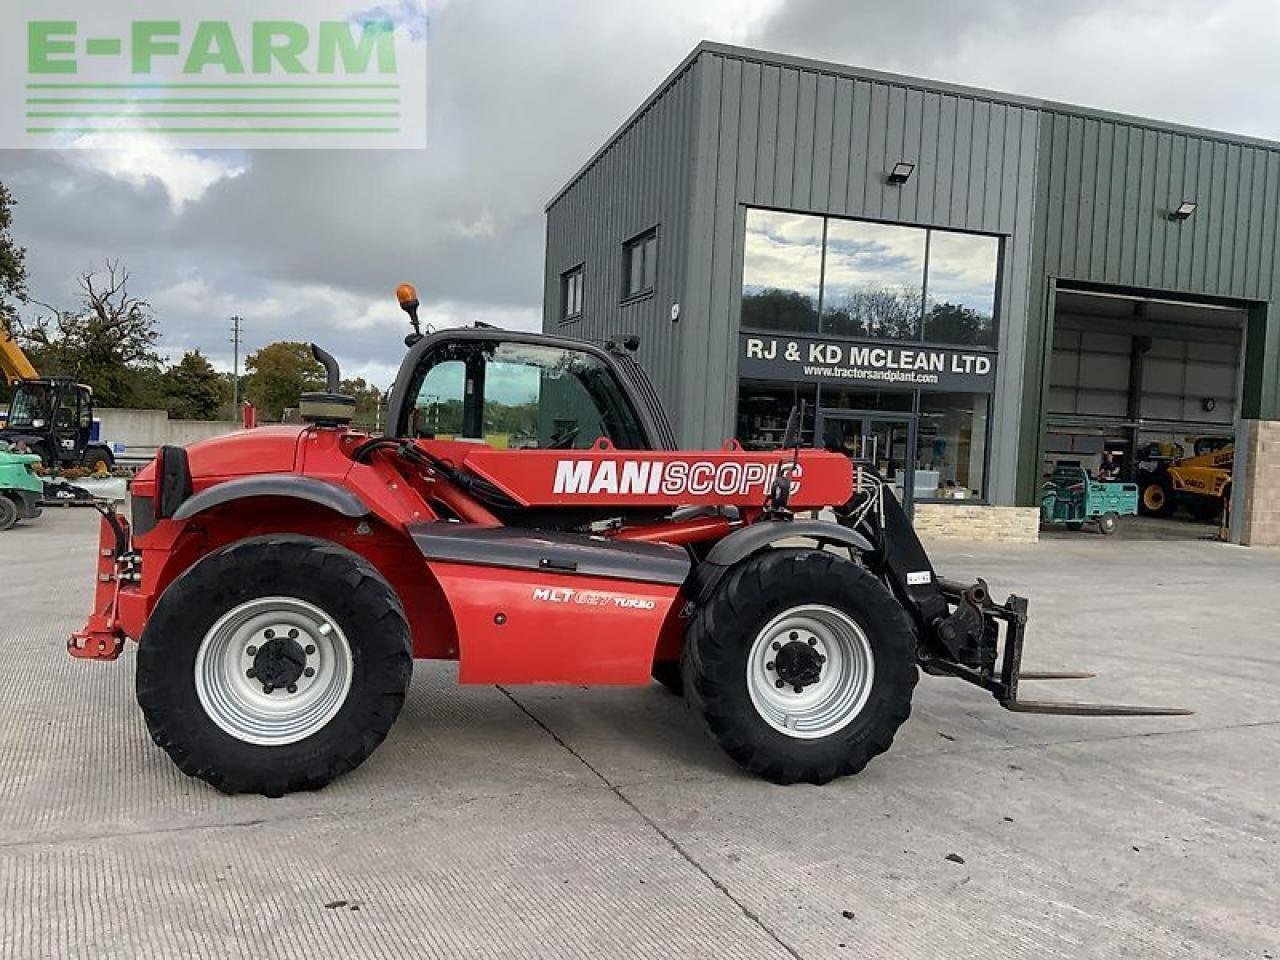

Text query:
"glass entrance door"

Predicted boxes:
[[818, 412, 916, 511]]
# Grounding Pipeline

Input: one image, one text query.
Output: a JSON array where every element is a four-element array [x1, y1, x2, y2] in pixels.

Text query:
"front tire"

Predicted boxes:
[[1139, 476, 1175, 517], [137, 536, 412, 796], [29, 442, 52, 470], [683, 549, 917, 785]]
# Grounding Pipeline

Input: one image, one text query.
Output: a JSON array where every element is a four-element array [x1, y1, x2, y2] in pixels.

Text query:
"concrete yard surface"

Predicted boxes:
[[0, 508, 1276, 959]]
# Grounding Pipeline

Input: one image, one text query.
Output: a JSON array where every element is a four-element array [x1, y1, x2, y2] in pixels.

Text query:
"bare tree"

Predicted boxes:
[[822, 285, 924, 340], [15, 261, 161, 405]]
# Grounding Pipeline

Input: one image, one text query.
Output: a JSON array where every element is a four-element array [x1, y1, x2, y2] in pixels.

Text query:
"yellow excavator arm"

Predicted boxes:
[[1, 321, 38, 384]]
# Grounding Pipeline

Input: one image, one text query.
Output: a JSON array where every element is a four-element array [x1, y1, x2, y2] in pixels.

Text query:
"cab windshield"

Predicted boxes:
[[5, 383, 54, 429], [407, 341, 648, 449]]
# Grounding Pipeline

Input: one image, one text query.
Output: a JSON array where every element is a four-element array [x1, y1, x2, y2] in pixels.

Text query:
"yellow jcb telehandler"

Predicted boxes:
[[1137, 436, 1232, 521]]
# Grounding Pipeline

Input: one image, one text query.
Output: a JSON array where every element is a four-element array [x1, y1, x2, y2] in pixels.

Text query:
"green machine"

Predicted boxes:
[[0, 442, 44, 531], [1040, 462, 1138, 535]]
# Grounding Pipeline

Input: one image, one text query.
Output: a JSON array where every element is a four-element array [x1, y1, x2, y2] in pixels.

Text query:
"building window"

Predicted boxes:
[[741, 210, 823, 333], [738, 207, 1001, 349], [924, 232, 999, 347], [914, 392, 989, 500], [736, 207, 1000, 506], [818, 387, 914, 413], [560, 265, 584, 322], [736, 380, 817, 450], [821, 220, 925, 341], [623, 229, 658, 299]]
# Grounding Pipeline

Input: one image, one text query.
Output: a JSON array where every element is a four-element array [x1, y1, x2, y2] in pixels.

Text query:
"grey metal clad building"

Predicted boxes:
[[543, 41, 1280, 532]]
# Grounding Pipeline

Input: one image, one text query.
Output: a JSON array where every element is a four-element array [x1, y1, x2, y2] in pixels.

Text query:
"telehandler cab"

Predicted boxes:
[[72, 286, 1187, 796], [2, 324, 116, 470]]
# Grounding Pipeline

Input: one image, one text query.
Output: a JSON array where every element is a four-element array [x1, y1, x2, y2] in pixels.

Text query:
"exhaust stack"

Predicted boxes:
[[298, 343, 355, 427]]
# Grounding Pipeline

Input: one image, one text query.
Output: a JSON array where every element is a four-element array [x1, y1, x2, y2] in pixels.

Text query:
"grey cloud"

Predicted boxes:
[[756, 0, 1111, 67], [752, 0, 1280, 139], [0, 0, 741, 377]]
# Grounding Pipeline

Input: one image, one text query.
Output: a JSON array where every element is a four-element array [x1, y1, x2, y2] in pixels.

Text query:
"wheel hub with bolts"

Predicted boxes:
[[770, 634, 825, 692], [248, 631, 309, 693], [195, 596, 353, 746], [747, 605, 876, 740]]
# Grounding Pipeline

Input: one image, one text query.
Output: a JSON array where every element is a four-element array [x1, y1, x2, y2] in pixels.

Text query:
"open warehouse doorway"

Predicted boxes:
[[1044, 286, 1242, 537]]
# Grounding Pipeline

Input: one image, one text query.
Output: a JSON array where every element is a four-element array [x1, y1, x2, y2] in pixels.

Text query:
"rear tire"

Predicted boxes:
[[83, 445, 115, 472], [1097, 512, 1119, 535], [0, 495, 17, 531], [683, 549, 917, 785], [651, 660, 683, 694], [136, 535, 412, 796]]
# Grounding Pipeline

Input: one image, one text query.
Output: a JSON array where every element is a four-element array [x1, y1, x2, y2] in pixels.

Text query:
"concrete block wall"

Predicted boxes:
[[913, 504, 1041, 543], [96, 408, 242, 460], [1233, 419, 1280, 546]]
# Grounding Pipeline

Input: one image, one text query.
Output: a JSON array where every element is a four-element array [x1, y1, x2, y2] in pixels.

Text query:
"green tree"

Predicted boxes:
[[923, 301, 990, 346], [340, 376, 384, 429], [15, 261, 161, 407], [216, 370, 247, 420], [0, 182, 26, 327], [740, 288, 818, 334], [162, 350, 223, 420], [244, 341, 324, 420], [0, 182, 29, 404]]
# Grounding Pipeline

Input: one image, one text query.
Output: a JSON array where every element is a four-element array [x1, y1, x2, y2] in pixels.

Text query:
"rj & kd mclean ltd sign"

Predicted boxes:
[[739, 334, 997, 393]]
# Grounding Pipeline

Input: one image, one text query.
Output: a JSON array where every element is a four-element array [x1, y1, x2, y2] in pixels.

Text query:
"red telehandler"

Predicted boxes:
[[71, 286, 1186, 796]]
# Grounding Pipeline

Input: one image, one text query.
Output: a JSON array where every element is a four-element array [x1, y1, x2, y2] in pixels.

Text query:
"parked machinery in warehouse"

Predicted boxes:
[[1136, 435, 1233, 521]]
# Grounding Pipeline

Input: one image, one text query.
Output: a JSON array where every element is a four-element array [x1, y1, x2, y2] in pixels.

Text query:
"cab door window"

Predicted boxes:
[[55, 388, 79, 430], [409, 341, 647, 449], [411, 360, 467, 438]]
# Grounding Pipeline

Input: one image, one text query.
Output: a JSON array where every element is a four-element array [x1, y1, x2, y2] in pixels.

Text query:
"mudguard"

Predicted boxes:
[[687, 518, 874, 604], [171, 474, 369, 521]]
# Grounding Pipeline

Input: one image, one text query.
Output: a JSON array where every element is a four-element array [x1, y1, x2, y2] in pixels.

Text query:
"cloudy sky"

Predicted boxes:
[[2, 0, 1277, 389]]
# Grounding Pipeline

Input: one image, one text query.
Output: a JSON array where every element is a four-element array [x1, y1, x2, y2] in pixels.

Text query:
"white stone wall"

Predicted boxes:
[[913, 504, 1041, 543], [95, 408, 242, 460]]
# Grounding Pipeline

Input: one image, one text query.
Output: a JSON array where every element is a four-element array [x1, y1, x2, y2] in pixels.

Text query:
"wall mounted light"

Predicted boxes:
[[887, 161, 915, 186], [1169, 200, 1198, 222]]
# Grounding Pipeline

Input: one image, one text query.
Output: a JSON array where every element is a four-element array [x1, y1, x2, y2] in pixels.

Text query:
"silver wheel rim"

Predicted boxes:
[[194, 596, 353, 746], [746, 604, 875, 740]]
